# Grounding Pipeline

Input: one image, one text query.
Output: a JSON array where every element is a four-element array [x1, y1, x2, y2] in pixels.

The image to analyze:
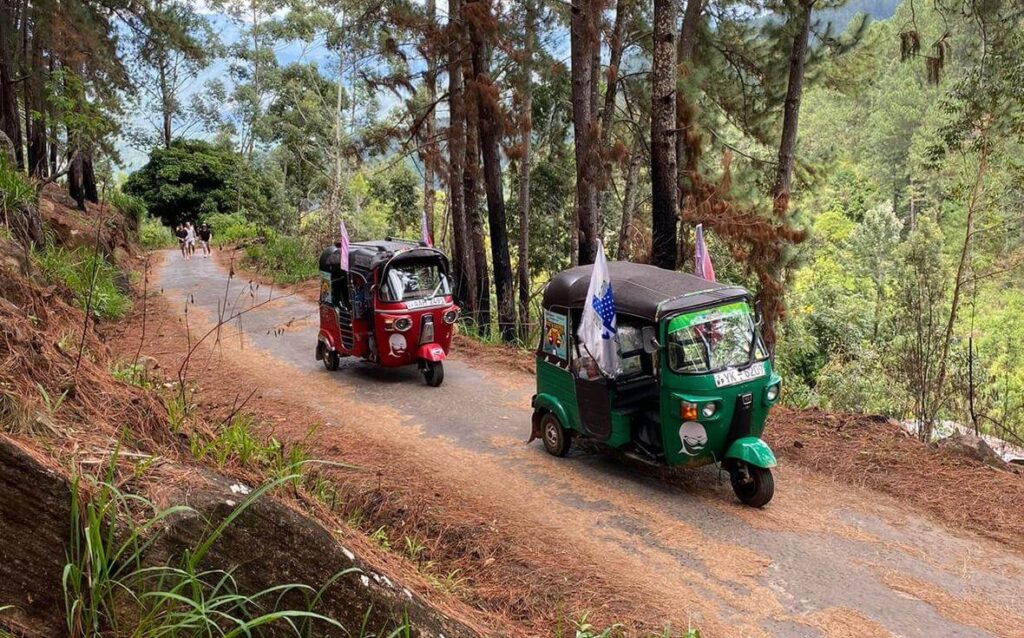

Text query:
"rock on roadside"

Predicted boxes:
[[933, 432, 1009, 470]]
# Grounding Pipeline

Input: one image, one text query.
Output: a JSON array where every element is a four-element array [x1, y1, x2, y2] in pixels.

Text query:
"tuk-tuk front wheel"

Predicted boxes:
[[323, 349, 340, 371], [729, 462, 774, 508], [540, 412, 571, 457], [422, 360, 444, 387]]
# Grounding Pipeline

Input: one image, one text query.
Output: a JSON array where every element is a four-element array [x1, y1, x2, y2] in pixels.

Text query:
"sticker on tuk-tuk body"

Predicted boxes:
[[667, 301, 750, 334], [713, 361, 767, 387], [320, 271, 333, 305], [542, 310, 568, 360], [387, 333, 407, 358], [679, 421, 708, 456]]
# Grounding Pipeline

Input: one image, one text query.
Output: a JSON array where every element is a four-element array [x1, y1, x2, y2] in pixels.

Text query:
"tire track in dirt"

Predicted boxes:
[[146, 252, 1024, 638]]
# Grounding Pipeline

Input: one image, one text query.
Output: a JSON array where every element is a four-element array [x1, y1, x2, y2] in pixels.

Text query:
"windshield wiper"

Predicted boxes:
[[746, 328, 759, 366], [427, 278, 445, 299]]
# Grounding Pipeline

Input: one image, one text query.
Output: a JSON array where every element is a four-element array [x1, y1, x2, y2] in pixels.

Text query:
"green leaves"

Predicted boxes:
[[124, 139, 286, 228]]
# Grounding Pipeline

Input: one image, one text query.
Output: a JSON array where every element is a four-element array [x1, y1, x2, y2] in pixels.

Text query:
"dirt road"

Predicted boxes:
[[151, 252, 1024, 637]]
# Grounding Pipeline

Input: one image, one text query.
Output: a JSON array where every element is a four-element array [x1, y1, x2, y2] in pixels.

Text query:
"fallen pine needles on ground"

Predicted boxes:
[[766, 407, 1024, 550]]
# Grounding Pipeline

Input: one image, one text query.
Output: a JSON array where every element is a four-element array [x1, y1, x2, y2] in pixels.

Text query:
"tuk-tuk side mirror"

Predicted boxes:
[[641, 325, 661, 354], [754, 300, 764, 327]]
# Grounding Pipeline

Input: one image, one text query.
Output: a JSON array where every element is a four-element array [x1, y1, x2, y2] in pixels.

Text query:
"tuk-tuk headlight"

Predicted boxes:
[[766, 383, 780, 402], [680, 401, 698, 422], [443, 308, 459, 324], [701, 402, 717, 418], [393, 317, 413, 332]]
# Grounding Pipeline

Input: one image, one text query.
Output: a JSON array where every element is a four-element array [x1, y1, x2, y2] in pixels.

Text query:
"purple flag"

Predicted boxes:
[[694, 223, 716, 282], [339, 219, 350, 271]]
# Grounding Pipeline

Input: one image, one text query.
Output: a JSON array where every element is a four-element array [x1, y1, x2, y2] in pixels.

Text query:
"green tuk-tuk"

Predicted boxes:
[[530, 262, 782, 507]]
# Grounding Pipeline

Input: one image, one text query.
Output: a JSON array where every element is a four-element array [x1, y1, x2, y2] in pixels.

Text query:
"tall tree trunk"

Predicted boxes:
[[82, 152, 98, 202], [772, 0, 812, 212], [69, 149, 86, 210], [570, 0, 601, 264], [675, 0, 703, 269], [924, 141, 989, 441], [616, 147, 642, 259], [26, 19, 47, 177], [516, 0, 535, 341], [422, 0, 438, 241], [462, 13, 490, 332], [650, 0, 677, 270], [468, 0, 515, 342], [762, 0, 812, 347], [0, 0, 24, 170], [595, 0, 629, 215], [159, 58, 172, 148], [447, 0, 475, 311]]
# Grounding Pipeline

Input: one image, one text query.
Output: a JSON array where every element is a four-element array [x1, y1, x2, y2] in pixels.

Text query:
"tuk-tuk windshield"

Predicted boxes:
[[666, 302, 767, 373], [380, 260, 451, 302]]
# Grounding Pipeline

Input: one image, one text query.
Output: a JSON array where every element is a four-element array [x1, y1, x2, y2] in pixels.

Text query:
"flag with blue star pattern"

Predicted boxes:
[[577, 239, 619, 376]]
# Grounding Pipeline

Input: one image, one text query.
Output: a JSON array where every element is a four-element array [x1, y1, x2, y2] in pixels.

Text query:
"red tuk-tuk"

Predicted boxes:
[[315, 239, 458, 386]]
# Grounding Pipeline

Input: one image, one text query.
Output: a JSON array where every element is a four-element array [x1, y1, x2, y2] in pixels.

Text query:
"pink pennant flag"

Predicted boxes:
[[339, 219, 350, 271], [421, 208, 433, 248], [694, 223, 716, 282]]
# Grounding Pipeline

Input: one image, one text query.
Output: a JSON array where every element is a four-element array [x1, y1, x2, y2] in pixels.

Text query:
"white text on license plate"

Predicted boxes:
[[713, 362, 766, 388], [405, 297, 445, 309]]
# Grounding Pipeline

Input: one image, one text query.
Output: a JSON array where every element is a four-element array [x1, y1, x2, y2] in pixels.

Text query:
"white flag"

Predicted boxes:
[[577, 239, 618, 376]]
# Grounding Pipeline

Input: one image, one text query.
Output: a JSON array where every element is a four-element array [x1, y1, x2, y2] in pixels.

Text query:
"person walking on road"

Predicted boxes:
[[198, 224, 213, 258], [184, 222, 197, 260], [175, 225, 188, 259]]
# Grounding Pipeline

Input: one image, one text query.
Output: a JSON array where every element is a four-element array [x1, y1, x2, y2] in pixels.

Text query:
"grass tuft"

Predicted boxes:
[[34, 246, 131, 320], [62, 470, 382, 637]]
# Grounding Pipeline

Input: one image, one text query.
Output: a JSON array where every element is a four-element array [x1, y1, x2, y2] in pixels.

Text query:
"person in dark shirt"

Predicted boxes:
[[198, 225, 213, 258], [175, 225, 188, 259]]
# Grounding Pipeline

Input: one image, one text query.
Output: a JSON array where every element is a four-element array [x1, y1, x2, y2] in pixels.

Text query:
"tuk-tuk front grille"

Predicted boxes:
[[728, 393, 754, 442]]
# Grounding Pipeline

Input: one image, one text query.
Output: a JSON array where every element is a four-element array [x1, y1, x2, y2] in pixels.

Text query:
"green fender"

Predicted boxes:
[[724, 437, 777, 468], [530, 393, 573, 441]]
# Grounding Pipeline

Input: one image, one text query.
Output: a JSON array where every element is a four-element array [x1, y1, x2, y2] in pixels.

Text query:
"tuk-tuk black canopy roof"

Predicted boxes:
[[319, 240, 448, 277], [542, 261, 749, 322]]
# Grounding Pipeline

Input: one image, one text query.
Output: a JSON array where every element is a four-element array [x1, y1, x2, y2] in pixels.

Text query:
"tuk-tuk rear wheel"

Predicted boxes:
[[540, 413, 571, 457], [730, 463, 774, 508], [323, 350, 340, 371]]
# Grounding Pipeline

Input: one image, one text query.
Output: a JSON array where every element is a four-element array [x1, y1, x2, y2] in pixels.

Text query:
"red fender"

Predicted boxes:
[[417, 343, 447, 362], [318, 330, 338, 352]]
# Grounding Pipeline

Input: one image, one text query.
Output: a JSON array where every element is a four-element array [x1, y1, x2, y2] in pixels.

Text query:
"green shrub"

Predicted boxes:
[[110, 360, 154, 389], [203, 211, 265, 246], [107, 190, 147, 228], [0, 158, 37, 224], [244, 234, 317, 284], [34, 246, 132, 319], [139, 216, 175, 249]]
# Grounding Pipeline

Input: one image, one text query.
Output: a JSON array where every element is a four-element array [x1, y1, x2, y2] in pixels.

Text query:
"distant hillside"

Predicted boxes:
[[816, 0, 900, 30]]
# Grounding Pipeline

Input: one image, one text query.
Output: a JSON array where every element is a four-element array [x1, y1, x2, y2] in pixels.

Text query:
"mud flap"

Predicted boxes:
[[724, 437, 777, 468], [528, 398, 542, 443], [416, 343, 446, 362]]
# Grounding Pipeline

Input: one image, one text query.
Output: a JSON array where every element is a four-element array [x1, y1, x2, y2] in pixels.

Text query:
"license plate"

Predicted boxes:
[[713, 362, 766, 388], [405, 297, 445, 309]]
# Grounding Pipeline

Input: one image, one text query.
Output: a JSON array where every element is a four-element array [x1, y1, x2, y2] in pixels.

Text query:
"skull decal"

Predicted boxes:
[[679, 421, 708, 456], [388, 333, 407, 358]]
